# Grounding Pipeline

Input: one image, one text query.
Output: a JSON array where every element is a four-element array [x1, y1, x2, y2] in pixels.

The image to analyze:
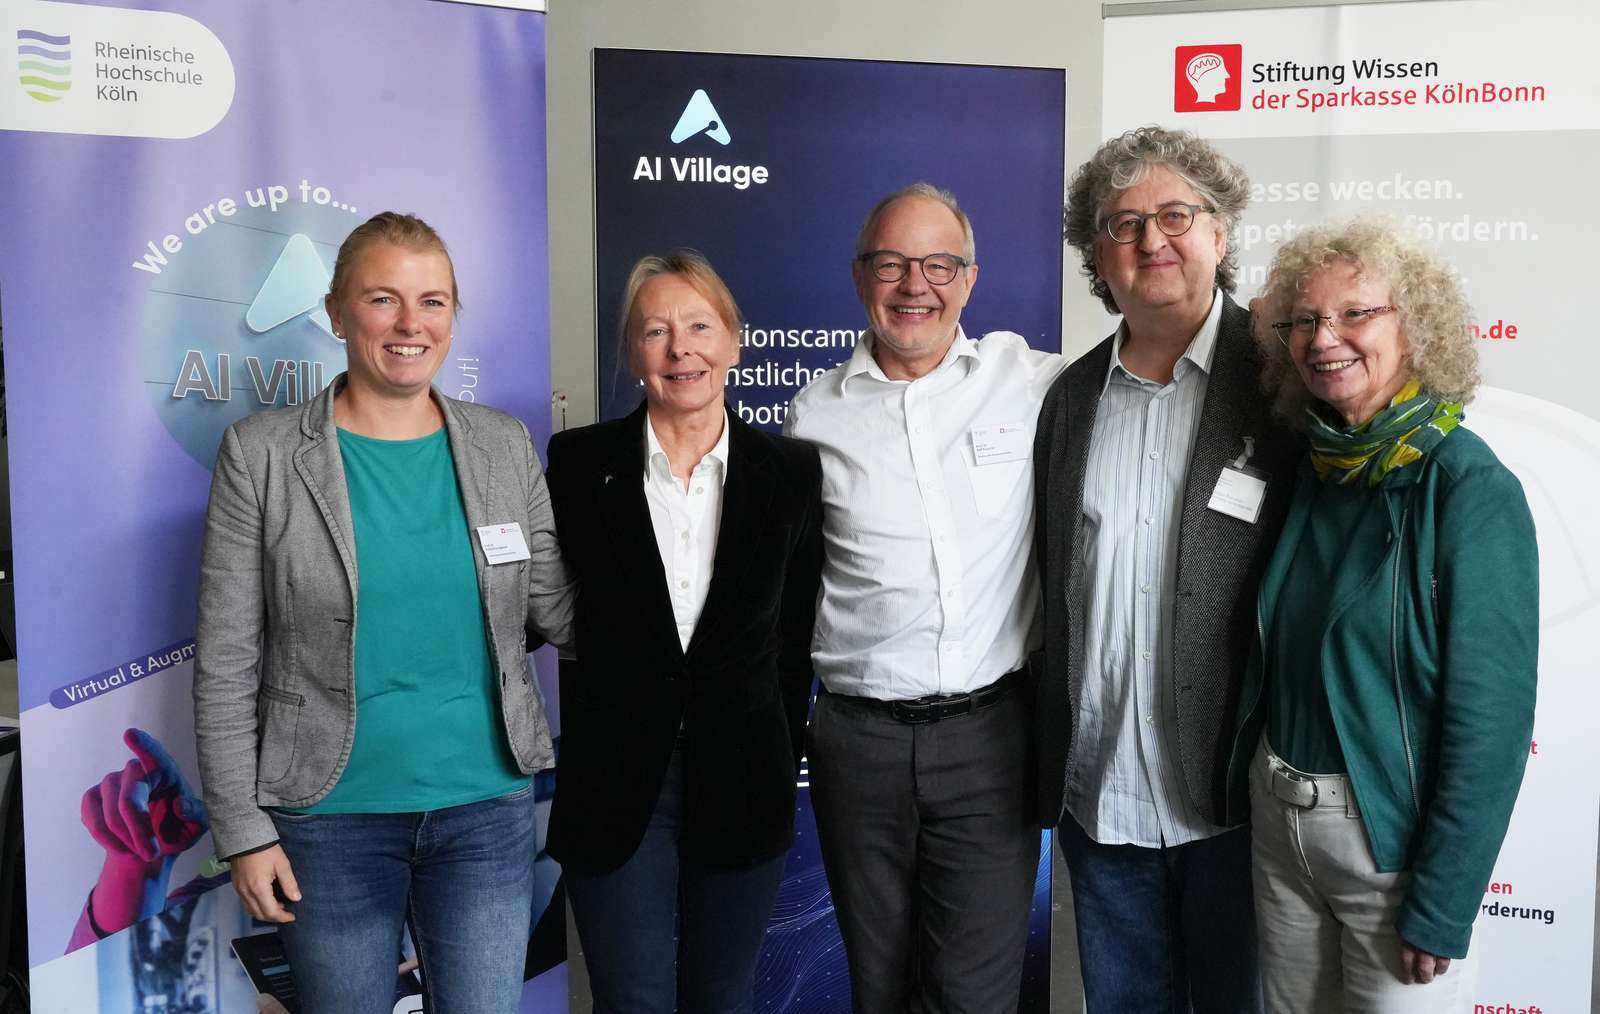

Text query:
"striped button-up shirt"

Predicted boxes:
[[1064, 291, 1227, 848]]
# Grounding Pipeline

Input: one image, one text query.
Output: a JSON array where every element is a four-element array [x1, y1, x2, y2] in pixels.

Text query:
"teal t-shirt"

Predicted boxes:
[[302, 427, 526, 812], [1264, 479, 1388, 775]]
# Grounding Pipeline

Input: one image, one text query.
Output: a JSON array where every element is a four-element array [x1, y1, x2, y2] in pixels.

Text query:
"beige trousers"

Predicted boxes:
[[1249, 739, 1478, 1013]]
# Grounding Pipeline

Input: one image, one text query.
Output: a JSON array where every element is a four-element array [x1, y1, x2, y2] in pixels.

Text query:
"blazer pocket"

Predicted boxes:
[[256, 683, 304, 785]]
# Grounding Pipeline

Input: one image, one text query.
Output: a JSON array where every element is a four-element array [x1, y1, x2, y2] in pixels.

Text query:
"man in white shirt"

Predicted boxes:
[[785, 183, 1062, 1013]]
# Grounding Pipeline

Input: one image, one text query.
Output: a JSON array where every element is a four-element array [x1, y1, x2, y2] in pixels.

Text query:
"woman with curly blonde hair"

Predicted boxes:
[[1225, 217, 1538, 1012]]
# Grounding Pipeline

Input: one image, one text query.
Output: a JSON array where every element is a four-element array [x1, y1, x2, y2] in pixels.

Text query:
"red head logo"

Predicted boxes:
[[1175, 44, 1242, 112]]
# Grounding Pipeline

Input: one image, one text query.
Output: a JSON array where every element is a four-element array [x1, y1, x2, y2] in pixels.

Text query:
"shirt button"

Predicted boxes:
[[914, 425, 924, 434], [1142, 650, 1152, 661], [694, 486, 704, 495], [1145, 715, 1154, 725], [1144, 517, 1154, 526], [1148, 450, 1159, 460], [1139, 584, 1150, 594], [679, 580, 689, 590]]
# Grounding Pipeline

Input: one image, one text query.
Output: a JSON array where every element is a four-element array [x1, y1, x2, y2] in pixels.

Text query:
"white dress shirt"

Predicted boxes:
[[1065, 291, 1226, 847], [643, 412, 729, 652], [786, 327, 1065, 700]]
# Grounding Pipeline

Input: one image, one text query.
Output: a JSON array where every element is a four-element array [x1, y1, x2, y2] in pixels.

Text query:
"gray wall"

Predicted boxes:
[[545, 0, 1106, 431]]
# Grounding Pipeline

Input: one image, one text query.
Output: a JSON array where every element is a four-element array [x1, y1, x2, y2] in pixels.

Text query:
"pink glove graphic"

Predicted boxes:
[[68, 728, 210, 952]]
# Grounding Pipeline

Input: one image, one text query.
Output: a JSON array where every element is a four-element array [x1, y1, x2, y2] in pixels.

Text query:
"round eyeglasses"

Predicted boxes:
[[858, 250, 970, 286], [1271, 306, 1398, 347], [1101, 202, 1215, 244]]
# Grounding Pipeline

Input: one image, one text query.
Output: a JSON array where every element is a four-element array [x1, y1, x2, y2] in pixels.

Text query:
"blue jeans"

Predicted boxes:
[[268, 783, 536, 1014], [565, 748, 786, 1014], [1059, 815, 1262, 1013]]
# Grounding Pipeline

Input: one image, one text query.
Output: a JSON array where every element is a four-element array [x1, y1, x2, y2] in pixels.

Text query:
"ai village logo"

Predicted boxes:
[[633, 87, 771, 191], [17, 27, 71, 103], [1174, 43, 1549, 113]]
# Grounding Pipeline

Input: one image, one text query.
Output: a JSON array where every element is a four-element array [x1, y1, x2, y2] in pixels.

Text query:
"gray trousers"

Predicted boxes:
[[1251, 740, 1479, 1013], [809, 687, 1041, 1014]]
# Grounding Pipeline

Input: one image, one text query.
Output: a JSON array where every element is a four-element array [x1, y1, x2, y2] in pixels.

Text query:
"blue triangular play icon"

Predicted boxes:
[[246, 233, 336, 338], [670, 89, 731, 146]]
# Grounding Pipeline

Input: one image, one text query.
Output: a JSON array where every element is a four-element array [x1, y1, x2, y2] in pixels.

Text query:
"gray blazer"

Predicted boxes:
[[193, 375, 574, 858], [1029, 296, 1300, 827]]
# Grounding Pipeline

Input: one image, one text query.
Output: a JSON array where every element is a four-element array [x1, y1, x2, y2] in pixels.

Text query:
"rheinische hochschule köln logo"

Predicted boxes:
[[671, 88, 731, 145], [17, 28, 71, 103], [1174, 44, 1242, 112]]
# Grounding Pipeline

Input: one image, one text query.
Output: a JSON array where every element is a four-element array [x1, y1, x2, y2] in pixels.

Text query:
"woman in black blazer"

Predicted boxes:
[[545, 250, 821, 1014]]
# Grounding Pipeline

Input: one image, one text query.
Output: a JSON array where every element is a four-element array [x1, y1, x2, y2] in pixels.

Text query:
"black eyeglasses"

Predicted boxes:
[[858, 250, 970, 286], [1101, 202, 1215, 244], [1271, 306, 1398, 346]]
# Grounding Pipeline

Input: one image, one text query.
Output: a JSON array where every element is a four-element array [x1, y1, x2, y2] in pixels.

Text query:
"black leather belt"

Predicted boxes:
[[825, 669, 1024, 725]]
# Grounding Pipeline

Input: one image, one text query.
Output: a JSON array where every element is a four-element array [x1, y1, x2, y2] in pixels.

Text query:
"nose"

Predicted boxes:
[[1306, 316, 1342, 350], [664, 323, 692, 359], [897, 261, 931, 293], [396, 302, 423, 335], [1135, 217, 1169, 254]]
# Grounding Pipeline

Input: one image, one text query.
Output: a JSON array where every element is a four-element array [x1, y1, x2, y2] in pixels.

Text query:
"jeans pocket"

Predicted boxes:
[[492, 781, 535, 805], [266, 806, 322, 827]]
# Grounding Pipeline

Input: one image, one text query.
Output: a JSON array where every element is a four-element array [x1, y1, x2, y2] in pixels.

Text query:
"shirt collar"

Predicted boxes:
[[842, 324, 978, 389], [1102, 288, 1224, 392], [644, 409, 730, 486]]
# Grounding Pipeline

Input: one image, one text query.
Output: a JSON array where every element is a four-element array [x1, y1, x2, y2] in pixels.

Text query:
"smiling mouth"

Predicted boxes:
[[664, 370, 708, 382], [384, 344, 426, 358], [1312, 359, 1357, 373], [891, 306, 934, 319]]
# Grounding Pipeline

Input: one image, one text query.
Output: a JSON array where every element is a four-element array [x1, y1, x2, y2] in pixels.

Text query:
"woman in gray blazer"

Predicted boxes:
[[192, 212, 573, 1014]]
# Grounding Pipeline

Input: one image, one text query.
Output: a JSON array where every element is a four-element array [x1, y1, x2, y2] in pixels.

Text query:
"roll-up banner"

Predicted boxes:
[[0, 1, 566, 1010], [593, 48, 1066, 1011], [1104, 2, 1599, 1010]]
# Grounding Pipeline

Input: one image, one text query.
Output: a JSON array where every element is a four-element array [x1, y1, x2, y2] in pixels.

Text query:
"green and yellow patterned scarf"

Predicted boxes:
[[1306, 379, 1464, 487]]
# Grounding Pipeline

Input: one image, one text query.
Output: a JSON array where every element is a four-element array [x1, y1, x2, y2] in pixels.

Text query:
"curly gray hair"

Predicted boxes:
[[1252, 217, 1479, 425], [1063, 125, 1250, 314]]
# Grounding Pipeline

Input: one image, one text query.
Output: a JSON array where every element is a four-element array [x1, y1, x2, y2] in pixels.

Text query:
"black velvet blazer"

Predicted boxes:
[[544, 404, 822, 874]]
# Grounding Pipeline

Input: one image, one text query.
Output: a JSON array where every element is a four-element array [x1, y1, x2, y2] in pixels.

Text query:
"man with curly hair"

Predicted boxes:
[[1031, 126, 1297, 1010]]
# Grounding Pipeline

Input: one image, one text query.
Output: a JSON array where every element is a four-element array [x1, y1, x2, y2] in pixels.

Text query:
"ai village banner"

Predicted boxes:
[[1104, 1, 1600, 1011], [593, 49, 1066, 1012], [0, 1, 564, 1010]]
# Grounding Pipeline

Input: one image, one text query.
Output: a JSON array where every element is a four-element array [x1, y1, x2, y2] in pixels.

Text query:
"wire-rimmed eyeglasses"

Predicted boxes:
[[1101, 202, 1215, 244], [1271, 305, 1398, 347], [858, 250, 971, 286]]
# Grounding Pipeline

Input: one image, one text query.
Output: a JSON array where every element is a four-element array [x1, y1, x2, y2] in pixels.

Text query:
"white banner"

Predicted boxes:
[[1104, 2, 1600, 1012]]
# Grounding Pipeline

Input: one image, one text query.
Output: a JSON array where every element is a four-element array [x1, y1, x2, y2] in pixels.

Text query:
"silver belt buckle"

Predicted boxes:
[[1270, 765, 1320, 809]]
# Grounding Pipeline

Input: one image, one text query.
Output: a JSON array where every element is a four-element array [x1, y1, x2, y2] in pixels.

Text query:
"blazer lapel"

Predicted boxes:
[[1062, 337, 1115, 611], [438, 395, 497, 604], [292, 379, 359, 600], [599, 406, 684, 658], [1179, 297, 1258, 543], [685, 414, 773, 658]]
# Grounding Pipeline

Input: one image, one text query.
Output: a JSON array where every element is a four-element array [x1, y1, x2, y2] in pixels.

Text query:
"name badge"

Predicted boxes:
[[476, 523, 531, 564], [1208, 465, 1269, 524], [971, 423, 1029, 466]]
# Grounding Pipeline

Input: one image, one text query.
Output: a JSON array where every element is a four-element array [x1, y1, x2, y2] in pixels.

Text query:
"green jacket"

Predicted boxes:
[[1225, 425, 1537, 959]]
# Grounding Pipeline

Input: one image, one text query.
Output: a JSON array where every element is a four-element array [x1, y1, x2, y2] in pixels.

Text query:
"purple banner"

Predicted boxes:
[[0, 1, 561, 1009]]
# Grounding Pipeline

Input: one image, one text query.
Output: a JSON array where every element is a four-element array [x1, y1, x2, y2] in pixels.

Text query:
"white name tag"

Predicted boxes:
[[971, 423, 1030, 466], [1208, 465, 1268, 524], [476, 522, 531, 564]]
